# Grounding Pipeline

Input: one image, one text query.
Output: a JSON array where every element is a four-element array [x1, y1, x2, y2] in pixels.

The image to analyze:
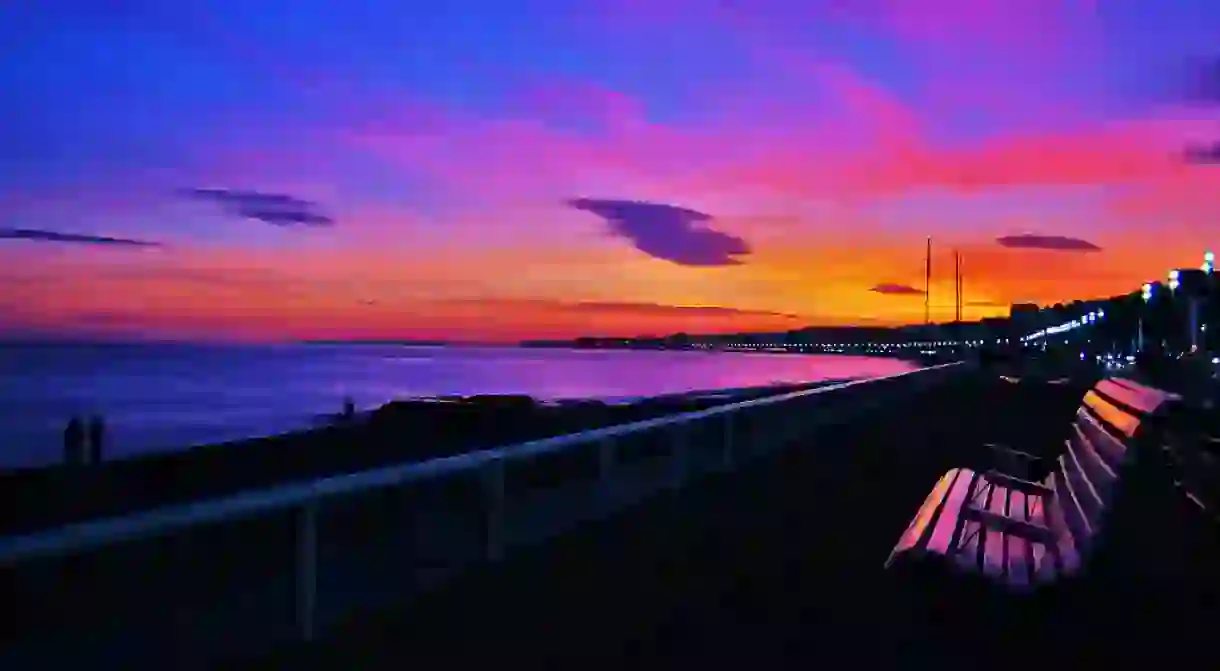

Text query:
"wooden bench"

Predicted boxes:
[[885, 378, 1179, 591]]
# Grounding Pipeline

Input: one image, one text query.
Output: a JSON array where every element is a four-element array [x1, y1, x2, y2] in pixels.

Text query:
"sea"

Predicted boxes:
[[0, 344, 917, 469]]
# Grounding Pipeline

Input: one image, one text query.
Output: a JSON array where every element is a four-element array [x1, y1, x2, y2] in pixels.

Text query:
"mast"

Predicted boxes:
[[959, 254, 964, 323], [925, 237, 932, 325], [954, 251, 962, 323]]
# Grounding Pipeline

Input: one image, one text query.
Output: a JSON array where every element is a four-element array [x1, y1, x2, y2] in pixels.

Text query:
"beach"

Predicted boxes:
[[0, 372, 892, 667], [0, 344, 917, 468], [0, 375, 854, 536]]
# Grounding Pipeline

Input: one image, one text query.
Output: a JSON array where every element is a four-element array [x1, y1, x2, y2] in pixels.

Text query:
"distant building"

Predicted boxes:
[[1009, 302, 1041, 335], [1009, 303, 1039, 319], [1173, 268, 1209, 295]]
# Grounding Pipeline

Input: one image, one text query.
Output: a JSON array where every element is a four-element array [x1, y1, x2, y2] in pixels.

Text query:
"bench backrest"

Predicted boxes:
[[1041, 378, 1178, 557]]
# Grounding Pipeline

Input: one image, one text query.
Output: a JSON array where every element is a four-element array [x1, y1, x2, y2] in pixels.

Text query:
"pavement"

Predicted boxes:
[[231, 372, 1195, 668]]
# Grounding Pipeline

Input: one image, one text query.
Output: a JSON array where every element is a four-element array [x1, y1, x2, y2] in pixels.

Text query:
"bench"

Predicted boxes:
[[885, 378, 1179, 591]]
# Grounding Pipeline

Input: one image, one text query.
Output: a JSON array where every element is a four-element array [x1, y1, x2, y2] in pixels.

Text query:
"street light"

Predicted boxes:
[[1167, 268, 1202, 353], [1203, 251, 1214, 274], [1139, 283, 1154, 352]]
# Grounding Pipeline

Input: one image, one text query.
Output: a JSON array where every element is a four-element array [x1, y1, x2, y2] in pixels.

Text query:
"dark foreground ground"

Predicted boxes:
[[0, 382, 832, 536], [229, 371, 1220, 668]]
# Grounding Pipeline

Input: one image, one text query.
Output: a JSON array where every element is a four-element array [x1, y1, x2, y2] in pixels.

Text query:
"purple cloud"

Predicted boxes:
[[183, 189, 335, 227], [1184, 142, 1220, 164], [0, 228, 161, 247], [1180, 57, 1220, 106], [996, 234, 1101, 252], [870, 283, 926, 295], [566, 198, 750, 267], [567, 301, 800, 318]]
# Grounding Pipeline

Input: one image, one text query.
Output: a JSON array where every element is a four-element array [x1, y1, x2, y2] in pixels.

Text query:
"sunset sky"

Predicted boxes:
[[2, 0, 1219, 342]]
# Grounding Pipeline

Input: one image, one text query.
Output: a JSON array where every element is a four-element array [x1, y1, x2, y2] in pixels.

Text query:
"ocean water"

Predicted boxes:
[[0, 344, 917, 468]]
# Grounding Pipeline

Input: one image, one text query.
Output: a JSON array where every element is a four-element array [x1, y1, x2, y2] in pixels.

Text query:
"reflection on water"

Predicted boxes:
[[0, 344, 916, 467]]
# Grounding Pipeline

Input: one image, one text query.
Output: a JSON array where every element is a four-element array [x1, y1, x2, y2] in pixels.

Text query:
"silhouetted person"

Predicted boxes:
[[343, 397, 356, 421], [63, 417, 85, 466], [88, 415, 106, 465]]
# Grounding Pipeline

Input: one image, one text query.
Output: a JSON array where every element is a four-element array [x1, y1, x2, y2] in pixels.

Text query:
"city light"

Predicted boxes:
[[1169, 269, 1181, 291], [1142, 283, 1154, 302], [1204, 251, 1215, 274], [1019, 310, 1104, 343]]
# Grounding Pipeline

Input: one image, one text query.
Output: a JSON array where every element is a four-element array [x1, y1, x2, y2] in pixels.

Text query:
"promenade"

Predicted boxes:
[[6, 367, 1218, 668], [231, 370, 1220, 667]]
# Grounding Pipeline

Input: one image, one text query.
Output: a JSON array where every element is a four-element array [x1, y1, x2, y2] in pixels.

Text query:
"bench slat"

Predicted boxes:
[[982, 485, 1008, 579], [955, 519, 983, 572], [1042, 474, 1082, 575], [1083, 391, 1141, 438], [1054, 457, 1095, 557], [952, 474, 988, 571], [1069, 423, 1117, 499], [889, 469, 962, 558], [926, 469, 978, 556], [1027, 494, 1058, 583], [1076, 408, 1128, 472], [1064, 438, 1105, 529], [1005, 490, 1032, 589], [1098, 379, 1177, 415]]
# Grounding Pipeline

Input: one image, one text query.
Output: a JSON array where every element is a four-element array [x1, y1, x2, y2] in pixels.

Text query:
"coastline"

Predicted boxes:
[[0, 379, 853, 536]]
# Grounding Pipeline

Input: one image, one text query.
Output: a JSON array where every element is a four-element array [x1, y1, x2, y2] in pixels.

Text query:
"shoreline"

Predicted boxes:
[[0, 379, 853, 536]]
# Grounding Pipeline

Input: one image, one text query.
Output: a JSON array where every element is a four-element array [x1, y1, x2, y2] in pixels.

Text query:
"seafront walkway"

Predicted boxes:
[[240, 370, 1220, 667], [3, 364, 1218, 667], [0, 364, 952, 667]]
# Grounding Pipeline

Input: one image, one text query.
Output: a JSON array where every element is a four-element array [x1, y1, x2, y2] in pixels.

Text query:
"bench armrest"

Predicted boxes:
[[964, 506, 1055, 545], [984, 471, 1052, 496], [985, 442, 1043, 479], [984, 442, 1042, 462]]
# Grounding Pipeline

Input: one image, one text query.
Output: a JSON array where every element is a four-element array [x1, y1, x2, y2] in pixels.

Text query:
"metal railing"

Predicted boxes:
[[0, 362, 963, 654]]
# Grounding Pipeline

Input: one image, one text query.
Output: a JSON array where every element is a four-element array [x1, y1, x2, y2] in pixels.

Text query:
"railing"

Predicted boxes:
[[0, 362, 963, 662]]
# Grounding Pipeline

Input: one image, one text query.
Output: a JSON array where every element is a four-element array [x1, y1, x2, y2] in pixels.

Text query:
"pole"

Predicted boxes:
[[1189, 297, 1199, 353], [1137, 316, 1144, 353], [925, 237, 932, 325], [951, 252, 961, 326]]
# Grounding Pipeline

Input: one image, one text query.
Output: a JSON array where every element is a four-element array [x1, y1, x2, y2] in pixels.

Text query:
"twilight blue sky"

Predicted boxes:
[[1, 0, 1219, 341]]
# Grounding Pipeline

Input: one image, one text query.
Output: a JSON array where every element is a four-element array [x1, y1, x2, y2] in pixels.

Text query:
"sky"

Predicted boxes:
[[2, 0, 1220, 342]]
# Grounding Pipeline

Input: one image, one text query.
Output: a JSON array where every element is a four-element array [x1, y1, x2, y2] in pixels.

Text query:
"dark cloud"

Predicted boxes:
[[1184, 142, 1220, 164], [996, 235, 1101, 252], [566, 198, 749, 266], [442, 298, 801, 319], [1179, 57, 1220, 107], [73, 311, 142, 326], [183, 188, 335, 227], [567, 301, 799, 318], [0, 228, 161, 247], [870, 283, 926, 296]]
